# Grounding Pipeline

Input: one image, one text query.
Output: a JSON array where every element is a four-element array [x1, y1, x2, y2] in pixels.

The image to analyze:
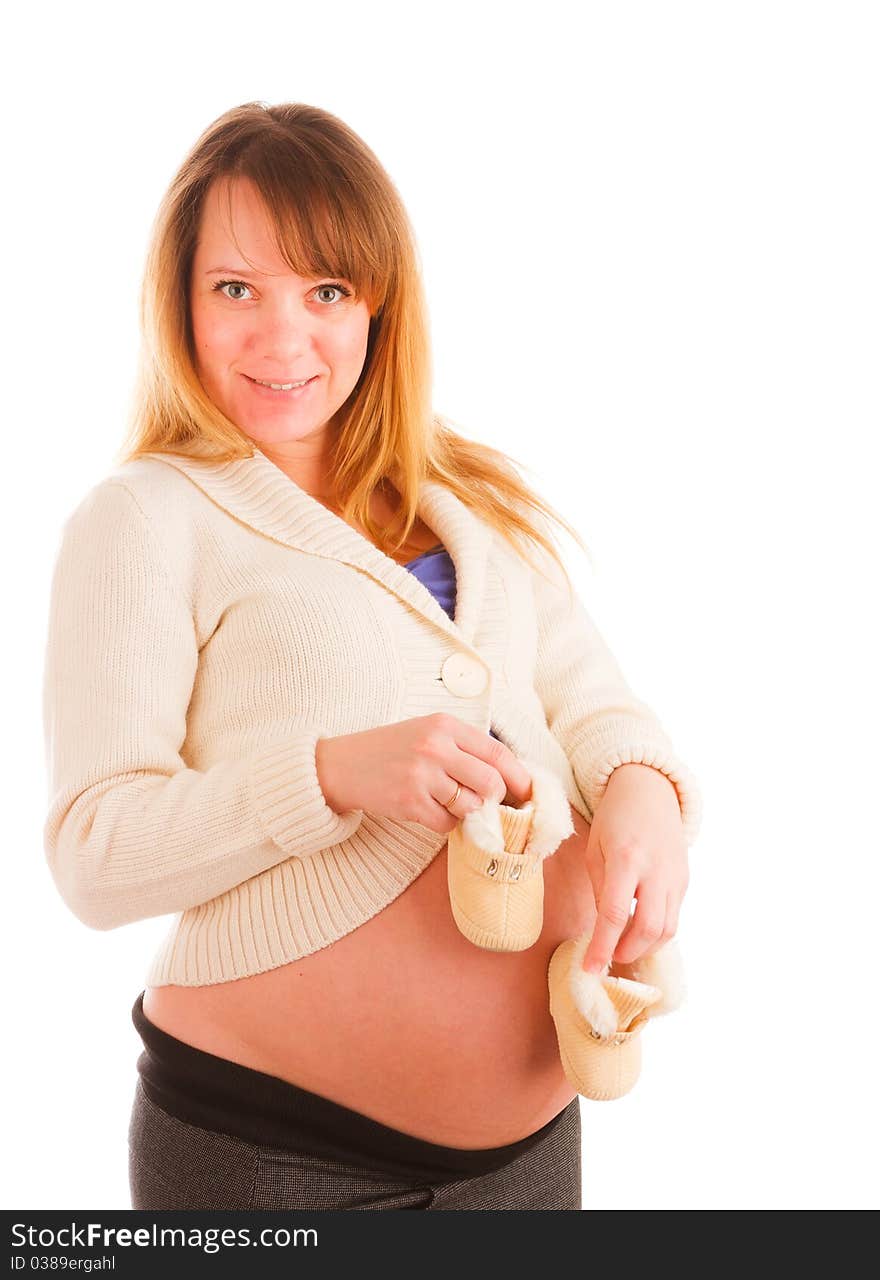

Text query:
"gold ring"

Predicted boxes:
[[445, 782, 462, 810]]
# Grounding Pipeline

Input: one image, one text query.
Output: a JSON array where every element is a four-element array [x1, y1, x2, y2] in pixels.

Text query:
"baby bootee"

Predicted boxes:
[[446, 759, 574, 952], [547, 934, 685, 1101]]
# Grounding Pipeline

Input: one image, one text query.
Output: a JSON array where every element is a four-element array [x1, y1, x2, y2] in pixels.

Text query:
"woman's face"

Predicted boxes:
[[189, 176, 372, 451]]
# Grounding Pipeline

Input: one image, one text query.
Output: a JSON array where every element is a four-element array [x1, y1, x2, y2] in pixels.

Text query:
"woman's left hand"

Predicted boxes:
[[580, 763, 689, 973]]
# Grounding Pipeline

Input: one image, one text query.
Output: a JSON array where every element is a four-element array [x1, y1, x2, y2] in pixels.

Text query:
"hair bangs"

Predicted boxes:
[[219, 146, 389, 313]]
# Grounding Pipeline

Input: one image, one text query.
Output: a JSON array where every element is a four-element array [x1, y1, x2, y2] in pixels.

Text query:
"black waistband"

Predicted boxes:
[[131, 991, 566, 1183]]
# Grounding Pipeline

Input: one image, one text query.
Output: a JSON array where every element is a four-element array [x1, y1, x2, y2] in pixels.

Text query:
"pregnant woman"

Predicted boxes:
[[42, 101, 702, 1211]]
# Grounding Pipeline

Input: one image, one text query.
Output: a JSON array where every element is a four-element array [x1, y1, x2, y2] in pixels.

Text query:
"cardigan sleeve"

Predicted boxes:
[[41, 480, 364, 932], [527, 537, 703, 846]]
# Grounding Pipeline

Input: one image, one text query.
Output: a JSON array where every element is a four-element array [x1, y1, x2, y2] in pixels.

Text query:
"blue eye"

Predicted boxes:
[[211, 280, 253, 301], [315, 283, 353, 304], [209, 279, 354, 304]]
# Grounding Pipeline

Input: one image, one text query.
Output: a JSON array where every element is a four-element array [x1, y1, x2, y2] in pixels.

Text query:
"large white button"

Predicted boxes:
[[440, 652, 489, 698]]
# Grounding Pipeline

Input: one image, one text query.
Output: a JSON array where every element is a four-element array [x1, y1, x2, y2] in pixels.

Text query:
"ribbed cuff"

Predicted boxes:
[[457, 802, 541, 879], [496, 803, 535, 854], [250, 731, 364, 858], [599, 975, 664, 1033], [570, 729, 703, 846]]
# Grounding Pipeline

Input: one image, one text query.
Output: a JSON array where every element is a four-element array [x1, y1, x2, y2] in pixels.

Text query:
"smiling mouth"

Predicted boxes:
[[245, 374, 318, 391]]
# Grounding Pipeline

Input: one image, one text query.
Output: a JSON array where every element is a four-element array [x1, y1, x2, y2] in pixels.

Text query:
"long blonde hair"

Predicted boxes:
[[116, 101, 589, 589]]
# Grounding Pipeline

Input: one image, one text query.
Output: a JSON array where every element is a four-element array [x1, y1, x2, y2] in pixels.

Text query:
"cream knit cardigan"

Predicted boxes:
[[41, 446, 702, 987]]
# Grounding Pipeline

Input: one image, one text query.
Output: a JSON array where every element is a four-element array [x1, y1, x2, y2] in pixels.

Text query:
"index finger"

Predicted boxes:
[[449, 717, 533, 805], [582, 860, 638, 974]]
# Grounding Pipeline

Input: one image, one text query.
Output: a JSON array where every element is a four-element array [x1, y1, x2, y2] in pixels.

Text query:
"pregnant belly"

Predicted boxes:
[[142, 805, 597, 1150]]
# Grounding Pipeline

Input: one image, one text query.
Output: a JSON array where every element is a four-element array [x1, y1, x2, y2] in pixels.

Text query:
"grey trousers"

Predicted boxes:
[[128, 1080, 582, 1211]]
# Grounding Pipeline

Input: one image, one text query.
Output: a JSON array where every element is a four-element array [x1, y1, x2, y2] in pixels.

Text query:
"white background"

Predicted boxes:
[[4, 0, 878, 1212]]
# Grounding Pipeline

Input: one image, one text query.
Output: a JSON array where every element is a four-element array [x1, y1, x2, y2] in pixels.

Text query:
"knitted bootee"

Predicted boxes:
[[447, 760, 574, 951], [548, 934, 685, 1100]]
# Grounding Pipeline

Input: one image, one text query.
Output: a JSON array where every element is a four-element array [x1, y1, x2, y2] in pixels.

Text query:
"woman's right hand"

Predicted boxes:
[[315, 713, 535, 833]]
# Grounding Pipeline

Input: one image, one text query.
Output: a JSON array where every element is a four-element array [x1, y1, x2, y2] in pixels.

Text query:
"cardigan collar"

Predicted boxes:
[[142, 445, 493, 648]]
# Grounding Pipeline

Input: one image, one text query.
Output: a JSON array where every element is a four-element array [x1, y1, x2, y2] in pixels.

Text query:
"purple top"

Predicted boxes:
[[404, 544, 501, 743], [403, 545, 456, 617]]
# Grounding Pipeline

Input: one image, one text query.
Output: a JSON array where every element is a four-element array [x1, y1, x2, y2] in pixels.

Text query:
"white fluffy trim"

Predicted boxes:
[[459, 758, 574, 859]]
